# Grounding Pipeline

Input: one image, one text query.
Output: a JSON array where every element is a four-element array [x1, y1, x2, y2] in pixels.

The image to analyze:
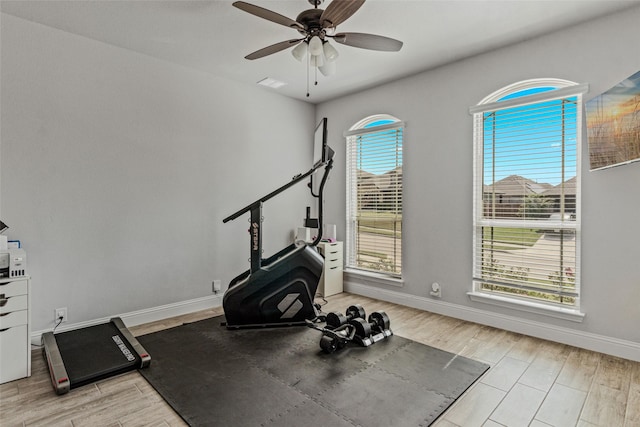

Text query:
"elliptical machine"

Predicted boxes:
[[222, 125, 334, 329]]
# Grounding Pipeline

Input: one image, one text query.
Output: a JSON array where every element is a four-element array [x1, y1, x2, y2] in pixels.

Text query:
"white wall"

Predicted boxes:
[[317, 6, 640, 347], [1, 14, 315, 332]]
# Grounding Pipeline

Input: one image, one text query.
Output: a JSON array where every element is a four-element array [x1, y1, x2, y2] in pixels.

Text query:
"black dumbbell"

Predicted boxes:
[[320, 335, 339, 353], [368, 311, 391, 332], [351, 311, 390, 341], [349, 311, 393, 346], [318, 325, 352, 354], [326, 304, 366, 329], [349, 317, 372, 339]]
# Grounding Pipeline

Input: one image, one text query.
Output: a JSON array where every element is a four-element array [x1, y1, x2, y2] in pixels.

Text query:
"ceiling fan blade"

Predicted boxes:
[[233, 1, 303, 30], [320, 0, 365, 28], [244, 39, 303, 60], [332, 32, 403, 52]]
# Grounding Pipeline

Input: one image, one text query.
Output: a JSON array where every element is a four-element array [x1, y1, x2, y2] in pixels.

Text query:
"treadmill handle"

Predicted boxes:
[[42, 332, 71, 395]]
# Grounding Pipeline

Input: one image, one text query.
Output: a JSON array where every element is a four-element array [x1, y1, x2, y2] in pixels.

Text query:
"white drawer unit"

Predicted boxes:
[[0, 276, 31, 384], [317, 241, 343, 297]]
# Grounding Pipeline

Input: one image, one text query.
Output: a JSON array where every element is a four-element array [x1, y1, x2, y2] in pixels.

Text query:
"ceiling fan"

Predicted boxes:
[[233, 0, 403, 93]]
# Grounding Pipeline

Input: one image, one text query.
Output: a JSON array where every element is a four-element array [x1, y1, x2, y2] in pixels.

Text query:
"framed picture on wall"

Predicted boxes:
[[586, 70, 640, 171]]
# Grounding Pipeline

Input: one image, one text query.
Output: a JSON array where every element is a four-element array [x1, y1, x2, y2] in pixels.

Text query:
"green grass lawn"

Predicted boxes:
[[355, 213, 540, 249], [357, 212, 402, 237], [482, 227, 541, 248]]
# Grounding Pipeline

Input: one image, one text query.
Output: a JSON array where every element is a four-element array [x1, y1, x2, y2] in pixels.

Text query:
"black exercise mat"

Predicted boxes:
[[137, 316, 489, 426]]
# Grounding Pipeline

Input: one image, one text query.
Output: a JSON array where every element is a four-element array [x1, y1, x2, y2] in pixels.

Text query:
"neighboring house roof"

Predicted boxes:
[[485, 175, 553, 196], [542, 176, 577, 196], [484, 184, 504, 195], [359, 170, 575, 198], [358, 167, 402, 191]]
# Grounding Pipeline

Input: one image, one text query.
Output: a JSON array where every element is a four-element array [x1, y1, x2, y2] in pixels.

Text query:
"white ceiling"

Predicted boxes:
[[2, 0, 639, 103]]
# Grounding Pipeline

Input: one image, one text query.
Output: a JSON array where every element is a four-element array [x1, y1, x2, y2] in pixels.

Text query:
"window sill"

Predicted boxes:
[[467, 291, 585, 323], [344, 269, 404, 288]]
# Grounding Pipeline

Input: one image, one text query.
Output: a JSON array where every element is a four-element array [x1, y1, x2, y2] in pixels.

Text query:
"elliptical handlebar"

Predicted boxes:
[[310, 157, 333, 247], [222, 150, 333, 272], [222, 158, 331, 224]]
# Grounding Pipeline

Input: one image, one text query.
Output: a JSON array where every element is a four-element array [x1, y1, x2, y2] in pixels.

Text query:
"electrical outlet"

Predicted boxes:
[[55, 307, 68, 323], [213, 279, 222, 293], [430, 282, 442, 298]]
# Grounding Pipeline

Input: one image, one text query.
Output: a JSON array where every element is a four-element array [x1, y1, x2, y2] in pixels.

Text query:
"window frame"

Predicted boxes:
[[345, 114, 404, 278], [469, 79, 588, 321]]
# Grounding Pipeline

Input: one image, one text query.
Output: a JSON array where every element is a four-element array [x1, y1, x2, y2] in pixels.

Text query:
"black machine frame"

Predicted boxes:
[[223, 156, 332, 273], [222, 120, 334, 329]]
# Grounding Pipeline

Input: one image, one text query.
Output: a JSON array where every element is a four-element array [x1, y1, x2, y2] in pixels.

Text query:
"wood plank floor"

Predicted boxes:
[[1, 292, 638, 426]]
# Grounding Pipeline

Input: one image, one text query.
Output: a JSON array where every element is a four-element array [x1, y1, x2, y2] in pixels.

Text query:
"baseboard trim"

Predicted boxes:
[[344, 281, 640, 362], [31, 294, 223, 346]]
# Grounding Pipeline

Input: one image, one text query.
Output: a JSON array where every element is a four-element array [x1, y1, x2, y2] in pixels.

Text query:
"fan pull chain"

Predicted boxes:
[[306, 50, 310, 97]]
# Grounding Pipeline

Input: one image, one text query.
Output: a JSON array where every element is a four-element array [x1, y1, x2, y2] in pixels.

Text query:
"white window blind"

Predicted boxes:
[[346, 118, 403, 276], [472, 81, 586, 307]]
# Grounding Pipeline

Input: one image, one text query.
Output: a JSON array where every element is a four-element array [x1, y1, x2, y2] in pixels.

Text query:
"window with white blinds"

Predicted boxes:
[[471, 80, 587, 308], [346, 116, 403, 276]]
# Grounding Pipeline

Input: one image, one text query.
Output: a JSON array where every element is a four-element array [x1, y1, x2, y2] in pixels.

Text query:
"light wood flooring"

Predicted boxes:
[[1, 292, 638, 426]]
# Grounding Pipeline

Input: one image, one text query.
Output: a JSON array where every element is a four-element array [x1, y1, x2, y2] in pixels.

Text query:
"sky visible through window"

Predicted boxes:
[[359, 119, 402, 175], [484, 87, 577, 186]]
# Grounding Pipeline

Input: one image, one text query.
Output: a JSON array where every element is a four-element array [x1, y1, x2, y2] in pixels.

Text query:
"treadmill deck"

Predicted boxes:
[[42, 317, 150, 394]]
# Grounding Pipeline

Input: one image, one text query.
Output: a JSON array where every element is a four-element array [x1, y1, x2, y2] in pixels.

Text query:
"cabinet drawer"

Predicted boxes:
[[0, 324, 29, 383], [0, 295, 28, 314], [324, 248, 342, 255], [324, 267, 344, 281], [319, 242, 342, 254], [323, 247, 342, 256], [322, 268, 344, 297], [324, 257, 342, 268], [0, 280, 28, 298], [325, 258, 343, 270], [322, 242, 342, 249], [0, 310, 28, 329]]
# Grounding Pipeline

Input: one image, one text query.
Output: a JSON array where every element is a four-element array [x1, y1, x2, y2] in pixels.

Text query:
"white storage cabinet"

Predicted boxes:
[[0, 276, 31, 384], [317, 241, 343, 297]]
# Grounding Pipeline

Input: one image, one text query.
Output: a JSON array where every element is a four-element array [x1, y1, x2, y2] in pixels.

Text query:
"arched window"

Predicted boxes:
[[345, 114, 404, 276], [470, 79, 587, 317]]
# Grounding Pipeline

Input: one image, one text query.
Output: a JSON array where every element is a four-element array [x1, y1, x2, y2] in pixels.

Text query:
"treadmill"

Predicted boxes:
[[42, 317, 151, 395]]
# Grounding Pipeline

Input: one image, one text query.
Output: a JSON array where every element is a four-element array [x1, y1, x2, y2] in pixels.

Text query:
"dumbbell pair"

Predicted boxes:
[[325, 305, 392, 344]]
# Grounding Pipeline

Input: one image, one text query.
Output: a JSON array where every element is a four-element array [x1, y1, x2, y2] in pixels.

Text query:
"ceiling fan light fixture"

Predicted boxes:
[[234, 0, 403, 96], [318, 60, 336, 76], [322, 41, 339, 62], [308, 36, 323, 56], [310, 52, 324, 68], [291, 41, 308, 62]]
